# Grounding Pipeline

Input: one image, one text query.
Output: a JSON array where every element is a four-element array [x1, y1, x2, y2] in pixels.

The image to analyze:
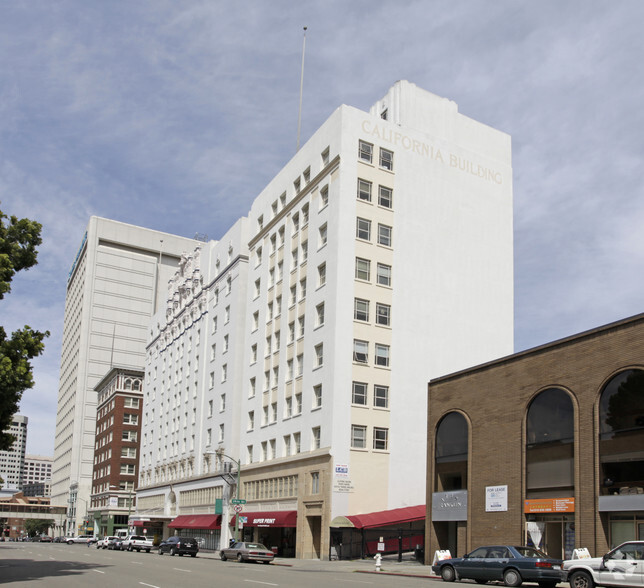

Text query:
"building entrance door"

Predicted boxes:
[[525, 517, 575, 559]]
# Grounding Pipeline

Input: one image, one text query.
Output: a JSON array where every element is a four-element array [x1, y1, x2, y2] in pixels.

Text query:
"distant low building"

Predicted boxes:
[[0, 492, 65, 540]]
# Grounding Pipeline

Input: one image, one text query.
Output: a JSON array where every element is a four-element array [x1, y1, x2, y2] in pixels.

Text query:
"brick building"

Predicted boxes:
[[425, 313, 644, 562], [88, 367, 143, 537]]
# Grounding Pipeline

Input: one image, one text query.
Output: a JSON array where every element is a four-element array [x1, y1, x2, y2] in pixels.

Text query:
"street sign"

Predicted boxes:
[[231, 499, 246, 505], [233, 504, 243, 513]]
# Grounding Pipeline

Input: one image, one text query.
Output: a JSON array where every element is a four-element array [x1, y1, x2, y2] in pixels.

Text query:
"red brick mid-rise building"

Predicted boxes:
[[88, 367, 143, 536]]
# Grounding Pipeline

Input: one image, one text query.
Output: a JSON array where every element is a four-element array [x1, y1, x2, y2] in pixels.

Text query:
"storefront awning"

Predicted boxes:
[[331, 504, 426, 529], [168, 514, 221, 529], [231, 510, 297, 528]]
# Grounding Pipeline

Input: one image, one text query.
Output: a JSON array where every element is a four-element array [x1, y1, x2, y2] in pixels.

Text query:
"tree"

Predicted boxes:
[[0, 206, 49, 450], [24, 518, 52, 538]]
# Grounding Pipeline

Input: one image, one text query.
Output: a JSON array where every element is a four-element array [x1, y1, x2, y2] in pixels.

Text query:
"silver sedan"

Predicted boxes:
[[220, 542, 275, 563]]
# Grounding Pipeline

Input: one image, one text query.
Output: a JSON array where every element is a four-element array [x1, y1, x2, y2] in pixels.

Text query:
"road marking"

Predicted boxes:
[[173, 568, 191, 572], [243, 581, 279, 586], [131, 561, 142, 565], [140, 583, 161, 588], [93, 570, 106, 574]]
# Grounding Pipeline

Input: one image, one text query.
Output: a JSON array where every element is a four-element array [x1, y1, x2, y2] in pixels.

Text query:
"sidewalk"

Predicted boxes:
[[199, 549, 439, 578]]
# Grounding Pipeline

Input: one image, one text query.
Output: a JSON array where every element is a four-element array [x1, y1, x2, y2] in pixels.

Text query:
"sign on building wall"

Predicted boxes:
[[432, 490, 468, 521], [333, 464, 354, 493], [486, 485, 508, 512], [524, 498, 575, 513]]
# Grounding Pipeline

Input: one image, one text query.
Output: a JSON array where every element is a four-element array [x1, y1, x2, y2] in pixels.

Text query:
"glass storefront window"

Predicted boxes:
[[599, 369, 644, 496]]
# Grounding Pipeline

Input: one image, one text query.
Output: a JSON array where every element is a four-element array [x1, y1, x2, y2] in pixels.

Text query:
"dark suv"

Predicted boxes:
[[157, 536, 199, 557]]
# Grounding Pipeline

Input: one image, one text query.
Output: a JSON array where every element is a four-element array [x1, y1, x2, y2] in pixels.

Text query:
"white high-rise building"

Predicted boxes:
[[0, 415, 28, 492], [51, 217, 199, 535], [137, 81, 514, 558]]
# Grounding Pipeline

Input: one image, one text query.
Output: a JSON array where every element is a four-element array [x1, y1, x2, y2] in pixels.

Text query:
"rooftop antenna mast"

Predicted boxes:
[[296, 26, 307, 152]]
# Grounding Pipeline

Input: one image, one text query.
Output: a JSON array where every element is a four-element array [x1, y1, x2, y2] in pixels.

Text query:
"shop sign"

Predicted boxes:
[[432, 490, 468, 521], [334, 464, 349, 477], [333, 478, 355, 493], [486, 485, 508, 512], [524, 497, 574, 513]]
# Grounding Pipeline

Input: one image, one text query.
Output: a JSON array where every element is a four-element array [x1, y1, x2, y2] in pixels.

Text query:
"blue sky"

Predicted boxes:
[[2, 1, 643, 456]]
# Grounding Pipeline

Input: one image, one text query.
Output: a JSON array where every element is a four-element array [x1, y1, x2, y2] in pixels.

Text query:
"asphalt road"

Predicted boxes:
[[0, 542, 438, 587]]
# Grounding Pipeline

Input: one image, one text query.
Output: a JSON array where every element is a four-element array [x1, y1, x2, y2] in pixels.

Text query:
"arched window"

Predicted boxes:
[[526, 388, 574, 498], [599, 369, 644, 496], [124, 378, 133, 390], [435, 412, 468, 491]]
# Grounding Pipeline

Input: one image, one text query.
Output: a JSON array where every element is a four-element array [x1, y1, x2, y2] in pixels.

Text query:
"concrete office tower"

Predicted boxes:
[[137, 81, 514, 558], [51, 217, 198, 535], [22, 455, 53, 487], [0, 415, 28, 492]]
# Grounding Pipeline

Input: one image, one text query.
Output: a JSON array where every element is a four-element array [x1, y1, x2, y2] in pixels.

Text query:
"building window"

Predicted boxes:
[[353, 340, 368, 363], [319, 223, 328, 248], [321, 147, 330, 166], [295, 393, 302, 415], [224, 306, 230, 323], [375, 344, 390, 367], [378, 224, 392, 247], [208, 400, 213, 418], [254, 279, 261, 299], [123, 413, 138, 425], [221, 364, 227, 382], [313, 384, 322, 409], [312, 427, 321, 450], [376, 303, 391, 326], [294, 177, 301, 194], [352, 381, 367, 405], [374, 385, 389, 408], [314, 344, 323, 368], [252, 312, 259, 332], [302, 203, 309, 225], [288, 321, 295, 343], [379, 148, 393, 171], [292, 213, 300, 233], [298, 316, 305, 338], [301, 240, 308, 264], [296, 354, 303, 377], [291, 247, 298, 267], [359, 140, 373, 163], [316, 303, 325, 327], [435, 412, 468, 491], [257, 215, 264, 231], [354, 298, 369, 322], [220, 393, 226, 411], [599, 370, 644, 497], [373, 427, 389, 450], [256, 246, 262, 266], [120, 464, 136, 475], [355, 258, 371, 281], [379, 187, 393, 209], [285, 396, 293, 418], [293, 432, 301, 453], [320, 185, 329, 208], [311, 471, 320, 494], [223, 334, 229, 352], [357, 179, 372, 202], [356, 217, 371, 241], [284, 435, 291, 456], [219, 424, 225, 443], [351, 425, 367, 449], [318, 263, 326, 287], [299, 278, 306, 300], [249, 377, 256, 398], [376, 263, 391, 286]]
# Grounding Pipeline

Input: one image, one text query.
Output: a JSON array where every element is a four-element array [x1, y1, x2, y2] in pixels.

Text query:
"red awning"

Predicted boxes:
[[231, 510, 297, 528], [168, 514, 221, 529], [341, 505, 426, 529], [131, 520, 145, 527]]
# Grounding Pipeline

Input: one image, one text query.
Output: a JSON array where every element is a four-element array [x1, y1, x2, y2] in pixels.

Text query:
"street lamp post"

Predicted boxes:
[[205, 449, 241, 544]]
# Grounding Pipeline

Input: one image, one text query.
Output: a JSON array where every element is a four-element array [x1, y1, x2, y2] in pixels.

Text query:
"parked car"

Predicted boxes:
[[39, 535, 53, 542], [121, 535, 154, 553], [66, 535, 95, 545], [53, 536, 66, 543], [220, 541, 275, 564], [157, 536, 199, 557], [109, 537, 124, 550], [563, 541, 644, 588], [432, 545, 563, 587], [96, 536, 116, 549]]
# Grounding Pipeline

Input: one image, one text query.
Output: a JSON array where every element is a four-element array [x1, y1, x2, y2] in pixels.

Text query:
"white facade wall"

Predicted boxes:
[[52, 217, 198, 533], [136, 81, 513, 554]]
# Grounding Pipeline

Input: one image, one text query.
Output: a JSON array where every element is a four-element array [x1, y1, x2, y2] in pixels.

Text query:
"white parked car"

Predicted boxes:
[[563, 541, 644, 588], [66, 535, 95, 545], [97, 536, 117, 549]]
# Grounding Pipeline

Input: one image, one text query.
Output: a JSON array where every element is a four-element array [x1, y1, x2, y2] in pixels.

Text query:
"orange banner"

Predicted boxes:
[[524, 497, 575, 513]]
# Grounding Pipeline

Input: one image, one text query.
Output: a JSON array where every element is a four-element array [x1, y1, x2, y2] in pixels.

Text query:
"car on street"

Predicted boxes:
[[563, 541, 644, 588], [157, 536, 199, 557], [432, 545, 563, 587], [39, 535, 52, 542], [220, 541, 275, 564], [66, 535, 95, 545], [97, 536, 117, 549]]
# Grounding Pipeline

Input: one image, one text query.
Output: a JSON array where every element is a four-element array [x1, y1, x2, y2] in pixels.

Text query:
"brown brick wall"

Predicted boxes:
[[425, 314, 644, 561]]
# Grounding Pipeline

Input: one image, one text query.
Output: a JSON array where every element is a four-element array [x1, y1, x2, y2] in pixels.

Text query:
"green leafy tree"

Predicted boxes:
[[0, 206, 49, 450], [25, 518, 52, 537]]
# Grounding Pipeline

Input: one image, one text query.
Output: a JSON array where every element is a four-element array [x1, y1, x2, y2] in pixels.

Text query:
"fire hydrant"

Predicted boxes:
[[374, 553, 382, 572]]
